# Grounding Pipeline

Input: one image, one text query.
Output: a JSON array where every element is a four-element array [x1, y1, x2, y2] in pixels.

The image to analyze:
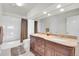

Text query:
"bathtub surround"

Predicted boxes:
[[0, 44, 34, 56], [0, 13, 34, 55], [0, 12, 34, 43], [1, 15, 21, 42], [0, 39, 34, 56]]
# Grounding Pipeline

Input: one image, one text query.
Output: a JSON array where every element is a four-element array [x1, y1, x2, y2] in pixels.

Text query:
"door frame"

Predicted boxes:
[[20, 18, 28, 42], [34, 21, 38, 33]]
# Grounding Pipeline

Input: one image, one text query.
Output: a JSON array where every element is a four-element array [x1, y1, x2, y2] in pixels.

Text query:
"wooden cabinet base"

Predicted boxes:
[[30, 35, 75, 56], [30, 49, 41, 56]]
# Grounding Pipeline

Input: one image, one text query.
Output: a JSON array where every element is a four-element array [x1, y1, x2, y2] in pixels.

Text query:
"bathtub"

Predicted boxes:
[[0, 39, 30, 49], [0, 40, 21, 49], [0, 39, 30, 56]]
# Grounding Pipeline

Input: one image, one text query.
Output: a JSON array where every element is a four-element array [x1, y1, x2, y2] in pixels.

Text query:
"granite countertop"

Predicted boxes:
[[32, 33, 77, 47]]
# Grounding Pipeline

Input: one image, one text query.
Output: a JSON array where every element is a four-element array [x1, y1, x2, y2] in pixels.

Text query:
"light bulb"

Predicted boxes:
[[60, 8, 64, 12], [57, 4, 61, 8], [48, 13, 51, 16], [16, 3, 23, 6], [43, 11, 47, 14]]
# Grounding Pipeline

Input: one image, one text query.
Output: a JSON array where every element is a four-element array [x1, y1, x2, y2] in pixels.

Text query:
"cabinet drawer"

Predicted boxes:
[[34, 45, 44, 55]]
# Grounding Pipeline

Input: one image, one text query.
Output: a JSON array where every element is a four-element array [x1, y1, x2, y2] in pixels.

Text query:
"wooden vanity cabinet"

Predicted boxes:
[[34, 37, 45, 56], [30, 35, 36, 51], [45, 40, 55, 56], [54, 44, 72, 56], [45, 40, 75, 56], [30, 35, 75, 56], [30, 35, 45, 56]]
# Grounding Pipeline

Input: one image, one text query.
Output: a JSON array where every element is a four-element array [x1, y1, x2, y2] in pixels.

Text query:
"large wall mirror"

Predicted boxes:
[[38, 8, 79, 36]]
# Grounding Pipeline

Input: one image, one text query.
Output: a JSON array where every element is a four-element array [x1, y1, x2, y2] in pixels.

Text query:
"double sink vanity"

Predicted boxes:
[[30, 33, 77, 56]]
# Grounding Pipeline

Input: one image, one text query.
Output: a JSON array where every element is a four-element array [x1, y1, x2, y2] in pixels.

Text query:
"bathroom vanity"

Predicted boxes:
[[30, 33, 77, 56]]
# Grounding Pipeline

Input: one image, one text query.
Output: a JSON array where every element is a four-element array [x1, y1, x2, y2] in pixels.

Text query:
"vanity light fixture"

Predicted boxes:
[[43, 11, 47, 14], [60, 8, 64, 12], [57, 4, 61, 8], [16, 3, 23, 6]]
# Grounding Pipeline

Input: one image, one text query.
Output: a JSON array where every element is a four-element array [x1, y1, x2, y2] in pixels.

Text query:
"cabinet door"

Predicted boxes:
[[55, 51, 65, 56], [34, 44, 39, 52], [35, 37, 45, 55], [55, 44, 70, 56], [30, 36, 35, 50], [51, 49, 55, 56], [34, 37, 40, 54], [45, 47, 52, 56], [45, 41, 55, 56], [34, 42, 44, 55], [39, 38, 45, 49]]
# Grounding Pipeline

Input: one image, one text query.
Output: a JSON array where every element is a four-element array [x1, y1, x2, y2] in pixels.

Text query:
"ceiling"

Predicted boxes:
[[1, 3, 79, 20]]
